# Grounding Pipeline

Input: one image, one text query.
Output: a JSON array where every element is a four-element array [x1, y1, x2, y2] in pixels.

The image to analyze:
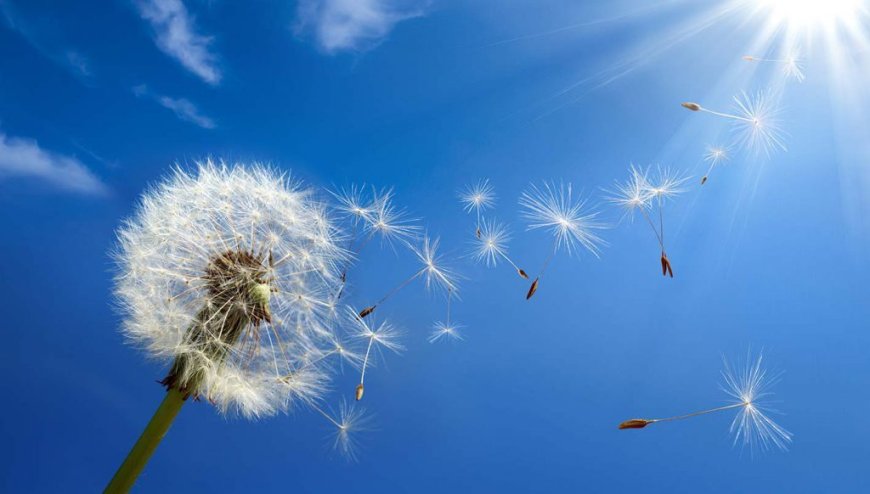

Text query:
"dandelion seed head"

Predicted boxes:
[[721, 351, 793, 453], [114, 161, 349, 418], [520, 181, 607, 257], [459, 179, 496, 214]]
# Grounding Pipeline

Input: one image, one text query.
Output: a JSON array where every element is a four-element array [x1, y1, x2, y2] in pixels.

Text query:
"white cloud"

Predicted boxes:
[[133, 84, 216, 129], [0, 132, 109, 195], [294, 0, 425, 53], [136, 0, 221, 85]]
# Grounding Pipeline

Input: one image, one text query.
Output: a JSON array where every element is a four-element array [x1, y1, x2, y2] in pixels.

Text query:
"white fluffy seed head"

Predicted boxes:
[[114, 160, 349, 418]]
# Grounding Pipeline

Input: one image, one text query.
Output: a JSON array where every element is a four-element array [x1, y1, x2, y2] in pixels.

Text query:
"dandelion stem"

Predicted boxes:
[[105, 388, 186, 493], [650, 402, 746, 424]]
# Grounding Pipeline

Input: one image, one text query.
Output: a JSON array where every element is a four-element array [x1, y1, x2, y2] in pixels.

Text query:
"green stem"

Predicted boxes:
[[105, 388, 186, 493]]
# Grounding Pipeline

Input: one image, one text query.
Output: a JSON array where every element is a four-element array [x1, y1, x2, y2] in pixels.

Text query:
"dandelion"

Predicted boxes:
[[429, 289, 464, 343], [473, 219, 529, 279], [607, 165, 687, 278], [357, 235, 459, 318], [701, 146, 730, 185], [459, 179, 496, 238], [350, 308, 404, 401], [520, 181, 605, 299], [108, 162, 363, 490], [682, 91, 787, 156], [618, 351, 792, 454], [743, 54, 805, 82]]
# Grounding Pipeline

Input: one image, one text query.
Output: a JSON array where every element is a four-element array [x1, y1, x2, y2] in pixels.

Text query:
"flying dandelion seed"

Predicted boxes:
[[618, 351, 792, 455], [358, 235, 459, 318], [109, 162, 364, 490], [429, 290, 464, 343], [331, 185, 421, 299], [682, 91, 787, 156], [459, 179, 496, 238], [350, 307, 404, 401], [701, 146, 730, 185], [473, 219, 529, 279], [743, 54, 806, 82], [312, 400, 370, 461], [607, 165, 687, 277], [354, 187, 421, 249], [520, 181, 606, 299]]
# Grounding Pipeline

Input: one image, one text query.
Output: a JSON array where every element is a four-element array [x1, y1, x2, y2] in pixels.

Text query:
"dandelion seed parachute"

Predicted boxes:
[[519, 181, 606, 298], [681, 92, 787, 156], [701, 146, 729, 185], [618, 351, 792, 454], [607, 166, 686, 278], [473, 219, 529, 279], [350, 307, 404, 401], [459, 179, 496, 238]]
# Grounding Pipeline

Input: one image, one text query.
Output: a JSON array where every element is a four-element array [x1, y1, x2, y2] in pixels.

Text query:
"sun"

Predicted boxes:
[[759, 0, 864, 28]]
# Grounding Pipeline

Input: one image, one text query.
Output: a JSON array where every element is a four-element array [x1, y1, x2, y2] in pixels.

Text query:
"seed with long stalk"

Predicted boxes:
[[473, 219, 528, 279], [519, 181, 605, 299], [109, 163, 359, 491], [607, 165, 687, 278], [681, 91, 786, 156], [619, 351, 792, 454], [743, 54, 805, 82], [459, 179, 496, 238], [701, 146, 729, 185], [358, 235, 458, 318], [350, 308, 404, 401]]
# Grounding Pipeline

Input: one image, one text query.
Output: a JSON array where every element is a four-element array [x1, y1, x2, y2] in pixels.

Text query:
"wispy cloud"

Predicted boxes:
[[294, 0, 426, 53], [0, 1, 94, 81], [135, 0, 221, 85], [0, 131, 109, 195], [133, 84, 216, 129]]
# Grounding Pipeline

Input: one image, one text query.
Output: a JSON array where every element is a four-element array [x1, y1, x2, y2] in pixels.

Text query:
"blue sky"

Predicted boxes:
[[2, 0, 870, 492]]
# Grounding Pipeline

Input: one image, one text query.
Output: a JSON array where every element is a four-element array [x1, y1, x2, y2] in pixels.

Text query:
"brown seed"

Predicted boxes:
[[359, 306, 375, 318], [355, 383, 365, 401], [661, 253, 668, 277], [526, 278, 539, 300], [476, 227, 481, 239], [681, 102, 701, 112], [742, 55, 756, 61], [518, 268, 529, 280], [618, 419, 651, 430], [701, 176, 708, 185]]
